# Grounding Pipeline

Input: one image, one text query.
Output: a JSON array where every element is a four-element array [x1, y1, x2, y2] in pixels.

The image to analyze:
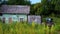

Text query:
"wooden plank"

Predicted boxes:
[[28, 15, 41, 24]]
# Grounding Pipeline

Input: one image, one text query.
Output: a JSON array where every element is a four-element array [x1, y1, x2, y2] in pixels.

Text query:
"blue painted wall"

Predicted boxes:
[[1, 14, 27, 23]]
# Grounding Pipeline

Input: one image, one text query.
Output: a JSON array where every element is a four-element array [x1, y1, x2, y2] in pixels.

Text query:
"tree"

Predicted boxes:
[[41, 0, 52, 16], [7, 0, 31, 5], [30, 3, 42, 15], [42, 0, 60, 16], [55, 0, 60, 13]]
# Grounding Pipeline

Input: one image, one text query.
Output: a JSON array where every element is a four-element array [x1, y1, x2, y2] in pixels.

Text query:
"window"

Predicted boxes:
[[0, 13, 2, 16], [2, 17, 5, 23], [20, 18, 24, 22]]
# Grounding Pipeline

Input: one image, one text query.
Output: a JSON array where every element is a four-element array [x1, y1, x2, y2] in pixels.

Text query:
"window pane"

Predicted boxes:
[[2, 17, 5, 23], [20, 18, 24, 22]]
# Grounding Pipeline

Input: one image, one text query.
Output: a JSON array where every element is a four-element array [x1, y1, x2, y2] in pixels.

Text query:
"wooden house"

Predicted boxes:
[[0, 5, 42, 23], [0, 5, 30, 23]]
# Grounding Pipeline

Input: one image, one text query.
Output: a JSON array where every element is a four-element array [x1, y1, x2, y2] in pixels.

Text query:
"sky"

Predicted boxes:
[[30, 0, 41, 4]]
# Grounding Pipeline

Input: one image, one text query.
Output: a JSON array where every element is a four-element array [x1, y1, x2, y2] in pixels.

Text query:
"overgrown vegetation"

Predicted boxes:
[[30, 0, 60, 17], [0, 21, 59, 34]]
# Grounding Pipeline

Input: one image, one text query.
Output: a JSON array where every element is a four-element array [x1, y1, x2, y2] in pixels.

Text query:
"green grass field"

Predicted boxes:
[[0, 17, 60, 34], [0, 22, 59, 34]]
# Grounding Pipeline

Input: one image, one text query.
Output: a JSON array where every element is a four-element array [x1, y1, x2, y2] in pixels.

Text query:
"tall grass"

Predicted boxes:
[[0, 17, 60, 34], [0, 22, 59, 34], [42, 17, 60, 34]]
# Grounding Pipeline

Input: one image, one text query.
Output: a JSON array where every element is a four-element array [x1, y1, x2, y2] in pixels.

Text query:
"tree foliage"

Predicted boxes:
[[7, 0, 31, 5], [1, 0, 60, 17], [30, 3, 42, 15], [41, 0, 60, 16], [0, 0, 31, 5], [30, 0, 60, 17]]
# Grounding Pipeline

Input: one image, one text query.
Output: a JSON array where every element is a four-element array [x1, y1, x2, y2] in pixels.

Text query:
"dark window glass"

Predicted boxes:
[[20, 18, 24, 22], [0, 13, 2, 16], [2, 17, 5, 23]]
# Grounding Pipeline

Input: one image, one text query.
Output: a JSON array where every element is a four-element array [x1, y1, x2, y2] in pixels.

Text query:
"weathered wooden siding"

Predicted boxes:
[[1, 5, 30, 14], [28, 15, 41, 24]]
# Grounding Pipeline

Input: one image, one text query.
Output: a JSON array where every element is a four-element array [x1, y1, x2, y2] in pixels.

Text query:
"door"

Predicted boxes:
[[9, 17, 12, 23]]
